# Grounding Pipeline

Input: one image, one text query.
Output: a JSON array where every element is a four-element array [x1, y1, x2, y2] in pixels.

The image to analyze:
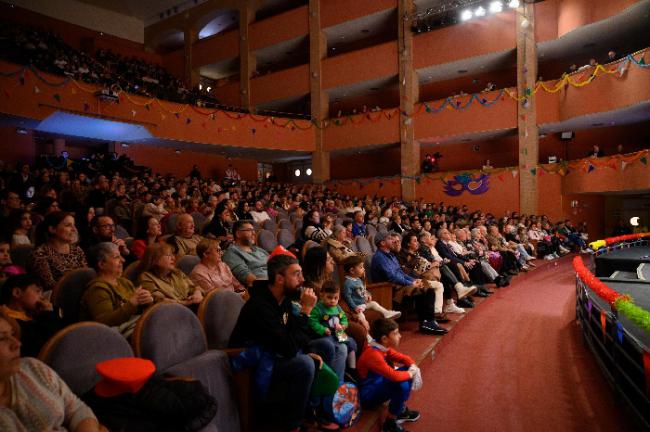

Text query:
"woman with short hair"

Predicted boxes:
[[190, 238, 245, 294]]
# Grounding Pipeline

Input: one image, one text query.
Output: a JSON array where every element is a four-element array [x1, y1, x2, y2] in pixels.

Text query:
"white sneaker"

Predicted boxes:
[[455, 282, 477, 300], [385, 310, 402, 320], [559, 246, 570, 254], [580, 248, 590, 254], [544, 254, 554, 260], [444, 302, 465, 314]]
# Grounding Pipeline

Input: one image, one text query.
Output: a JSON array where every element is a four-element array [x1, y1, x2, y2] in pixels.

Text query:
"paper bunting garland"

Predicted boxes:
[[600, 311, 607, 341]]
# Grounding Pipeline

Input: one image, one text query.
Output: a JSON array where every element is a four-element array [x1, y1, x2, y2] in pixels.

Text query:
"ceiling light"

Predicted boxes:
[[199, 83, 203, 90], [475, 6, 486, 17], [489, 1, 503, 13], [206, 86, 211, 92], [306, 168, 312, 175], [294, 169, 301, 177], [460, 9, 473, 21], [508, 0, 520, 8]]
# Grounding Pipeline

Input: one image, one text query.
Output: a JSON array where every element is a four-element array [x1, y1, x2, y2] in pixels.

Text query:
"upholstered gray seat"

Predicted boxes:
[[52, 268, 97, 325], [263, 219, 277, 232], [366, 224, 377, 237], [165, 214, 178, 234], [276, 228, 295, 248], [356, 236, 373, 255], [198, 290, 245, 349], [115, 224, 130, 240], [133, 303, 240, 432], [176, 254, 200, 275], [256, 229, 277, 252], [123, 260, 140, 283], [278, 219, 293, 230], [39, 322, 133, 395], [192, 212, 207, 229]]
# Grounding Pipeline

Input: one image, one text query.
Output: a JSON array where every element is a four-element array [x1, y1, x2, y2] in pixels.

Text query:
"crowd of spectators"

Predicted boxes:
[[0, 148, 596, 431], [0, 20, 197, 104]]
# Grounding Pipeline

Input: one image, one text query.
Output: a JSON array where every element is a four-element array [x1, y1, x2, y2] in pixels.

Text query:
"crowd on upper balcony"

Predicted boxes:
[[0, 20, 210, 105]]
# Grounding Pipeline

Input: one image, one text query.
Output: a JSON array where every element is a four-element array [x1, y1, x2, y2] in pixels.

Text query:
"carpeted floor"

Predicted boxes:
[[402, 256, 640, 432]]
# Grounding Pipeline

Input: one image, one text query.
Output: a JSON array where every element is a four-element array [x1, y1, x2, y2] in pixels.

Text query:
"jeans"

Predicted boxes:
[[270, 354, 315, 429], [360, 367, 412, 416]]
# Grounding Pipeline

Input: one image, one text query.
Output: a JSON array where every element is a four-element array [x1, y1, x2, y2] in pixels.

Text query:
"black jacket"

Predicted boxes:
[[229, 280, 311, 358]]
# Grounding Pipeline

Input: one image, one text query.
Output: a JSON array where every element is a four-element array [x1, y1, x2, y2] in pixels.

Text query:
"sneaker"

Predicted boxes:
[[454, 282, 477, 300], [444, 302, 465, 314], [559, 246, 570, 254], [544, 254, 554, 260], [385, 310, 402, 320], [382, 418, 405, 432], [397, 407, 421, 424], [580, 248, 591, 254]]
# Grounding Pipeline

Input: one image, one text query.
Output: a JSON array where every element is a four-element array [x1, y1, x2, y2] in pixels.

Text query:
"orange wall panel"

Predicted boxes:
[[536, 90, 560, 125], [330, 147, 401, 180], [560, 63, 650, 122], [211, 82, 241, 107], [534, 0, 559, 43], [0, 126, 37, 166], [562, 159, 650, 195], [192, 30, 239, 68], [322, 42, 397, 90], [249, 6, 308, 51], [251, 65, 310, 105], [116, 144, 258, 179], [413, 12, 516, 70], [321, 0, 396, 28], [421, 135, 519, 172], [326, 177, 402, 199], [323, 114, 399, 151], [557, 0, 638, 38], [162, 49, 185, 82], [0, 61, 314, 152], [414, 91, 517, 141]]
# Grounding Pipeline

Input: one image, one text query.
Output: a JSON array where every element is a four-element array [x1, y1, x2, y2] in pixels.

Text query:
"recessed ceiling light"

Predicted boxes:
[[458, 69, 468, 74]]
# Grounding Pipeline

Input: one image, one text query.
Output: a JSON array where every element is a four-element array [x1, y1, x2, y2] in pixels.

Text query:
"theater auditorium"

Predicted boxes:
[[0, 0, 649, 431]]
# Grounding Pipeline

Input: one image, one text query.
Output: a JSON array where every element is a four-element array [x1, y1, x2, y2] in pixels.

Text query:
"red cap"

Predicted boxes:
[[95, 357, 156, 397], [268, 245, 296, 260]]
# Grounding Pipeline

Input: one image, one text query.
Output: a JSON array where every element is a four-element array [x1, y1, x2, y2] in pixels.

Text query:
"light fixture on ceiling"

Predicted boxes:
[[294, 169, 301, 177], [508, 0, 520, 8], [475, 6, 486, 17], [199, 83, 203, 90], [306, 168, 312, 175], [460, 9, 473, 21], [489, 1, 503, 13]]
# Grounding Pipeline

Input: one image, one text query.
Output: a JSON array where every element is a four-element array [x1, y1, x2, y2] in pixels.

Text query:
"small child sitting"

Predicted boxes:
[[0, 240, 26, 282], [309, 280, 357, 369], [358, 318, 421, 432], [342, 255, 401, 330], [0, 274, 63, 357]]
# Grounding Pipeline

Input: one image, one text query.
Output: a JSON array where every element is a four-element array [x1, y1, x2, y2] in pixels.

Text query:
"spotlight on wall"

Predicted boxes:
[[489, 1, 503, 13], [294, 169, 301, 177], [630, 216, 640, 227], [198, 83, 203, 90], [474, 6, 486, 17], [460, 9, 473, 21], [206, 86, 211, 92], [306, 168, 312, 176], [508, 0, 520, 8]]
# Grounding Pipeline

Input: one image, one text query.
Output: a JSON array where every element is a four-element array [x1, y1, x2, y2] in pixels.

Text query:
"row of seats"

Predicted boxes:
[[39, 291, 246, 431]]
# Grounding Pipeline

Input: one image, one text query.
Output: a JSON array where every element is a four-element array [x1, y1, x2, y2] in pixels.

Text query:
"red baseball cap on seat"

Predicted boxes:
[[95, 357, 156, 397]]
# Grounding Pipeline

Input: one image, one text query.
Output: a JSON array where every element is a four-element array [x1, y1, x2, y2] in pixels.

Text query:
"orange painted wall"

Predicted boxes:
[[562, 157, 650, 195], [413, 11, 516, 70], [556, 0, 638, 38], [0, 126, 37, 166], [560, 63, 650, 121], [419, 68, 517, 105], [116, 144, 258, 180], [192, 30, 239, 68], [251, 65, 310, 105], [161, 48, 185, 82], [421, 135, 519, 172], [414, 90, 518, 141], [415, 169, 520, 216], [321, 0, 396, 28], [0, 61, 315, 152], [322, 42, 397, 90], [211, 82, 241, 107], [323, 113, 399, 150], [329, 147, 401, 180], [326, 177, 402, 199], [249, 6, 308, 51]]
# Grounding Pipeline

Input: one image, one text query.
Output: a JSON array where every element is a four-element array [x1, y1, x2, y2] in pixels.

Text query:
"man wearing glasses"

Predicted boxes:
[[223, 220, 269, 287], [84, 215, 131, 262]]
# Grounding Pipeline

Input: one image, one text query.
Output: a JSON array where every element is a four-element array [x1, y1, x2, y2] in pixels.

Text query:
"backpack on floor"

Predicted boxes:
[[332, 382, 361, 428]]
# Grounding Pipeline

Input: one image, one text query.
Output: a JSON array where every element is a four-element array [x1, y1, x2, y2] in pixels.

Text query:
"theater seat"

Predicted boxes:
[[256, 229, 277, 253], [176, 254, 200, 275], [39, 322, 133, 395], [132, 303, 240, 432], [197, 290, 245, 350], [52, 268, 97, 325]]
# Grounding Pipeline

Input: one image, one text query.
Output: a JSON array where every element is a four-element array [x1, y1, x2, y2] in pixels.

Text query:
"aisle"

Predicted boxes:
[[406, 256, 638, 432]]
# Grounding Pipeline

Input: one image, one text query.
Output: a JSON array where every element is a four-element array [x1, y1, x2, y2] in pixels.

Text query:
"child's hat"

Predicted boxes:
[[95, 357, 156, 397], [268, 245, 296, 260]]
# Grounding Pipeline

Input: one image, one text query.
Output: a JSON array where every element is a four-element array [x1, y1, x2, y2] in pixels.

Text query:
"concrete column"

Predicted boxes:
[[239, 2, 256, 112], [516, 2, 539, 215], [183, 28, 199, 89], [309, 0, 330, 183], [399, 0, 419, 202], [53, 138, 66, 156]]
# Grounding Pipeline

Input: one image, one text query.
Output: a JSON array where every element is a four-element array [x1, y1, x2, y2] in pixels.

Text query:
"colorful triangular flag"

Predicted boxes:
[[587, 164, 595, 173]]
